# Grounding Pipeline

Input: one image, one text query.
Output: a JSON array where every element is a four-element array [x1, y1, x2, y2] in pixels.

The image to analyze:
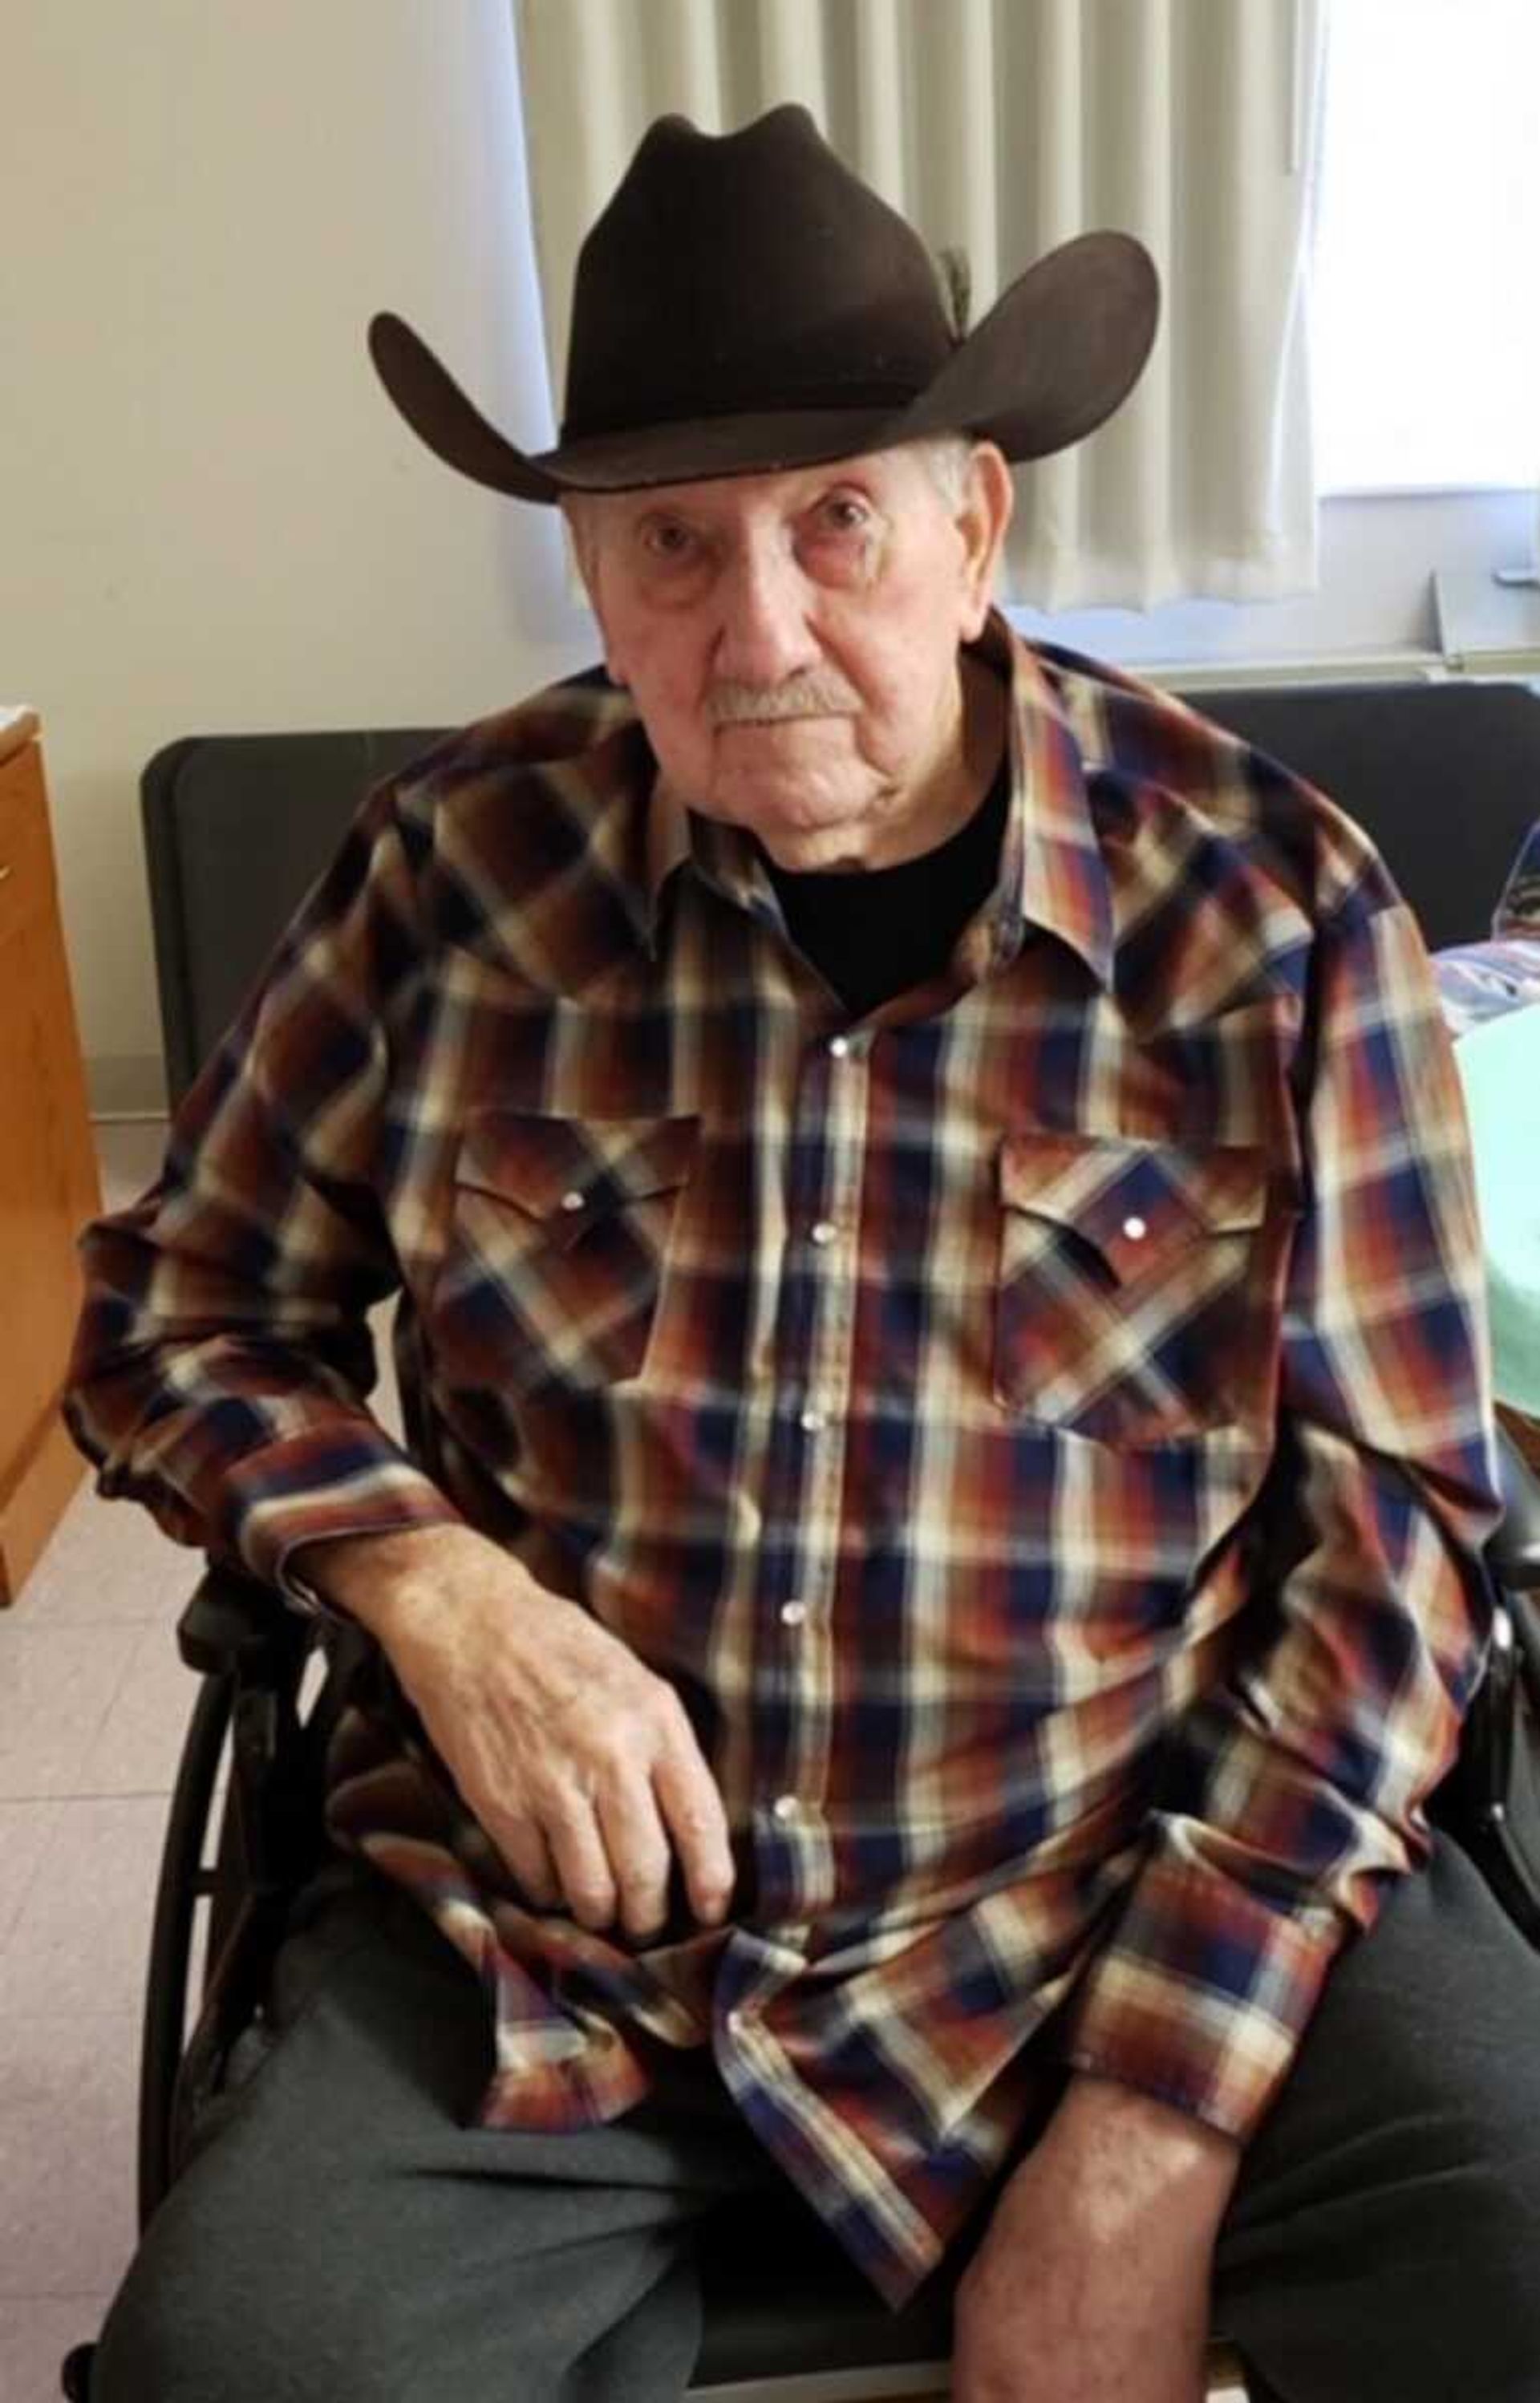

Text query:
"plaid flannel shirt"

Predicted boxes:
[[67, 616, 1501, 2306]]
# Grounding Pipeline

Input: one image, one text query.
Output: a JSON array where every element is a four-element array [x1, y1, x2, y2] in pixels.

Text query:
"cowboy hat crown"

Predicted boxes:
[[369, 103, 1157, 501]]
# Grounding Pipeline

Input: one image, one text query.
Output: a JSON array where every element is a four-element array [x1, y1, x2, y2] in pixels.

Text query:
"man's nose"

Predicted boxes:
[[711, 537, 821, 687]]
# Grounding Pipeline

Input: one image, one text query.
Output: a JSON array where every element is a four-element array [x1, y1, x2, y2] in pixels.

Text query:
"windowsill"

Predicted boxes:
[[1138, 648, 1447, 693], [1007, 490, 1540, 679], [1319, 482, 1537, 504]]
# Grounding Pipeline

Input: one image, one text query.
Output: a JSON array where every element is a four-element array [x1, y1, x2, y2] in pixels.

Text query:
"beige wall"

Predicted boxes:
[[3, 0, 595, 1111]]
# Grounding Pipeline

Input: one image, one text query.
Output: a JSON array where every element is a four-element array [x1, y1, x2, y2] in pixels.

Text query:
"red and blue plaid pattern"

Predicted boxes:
[[66, 619, 1501, 2305]]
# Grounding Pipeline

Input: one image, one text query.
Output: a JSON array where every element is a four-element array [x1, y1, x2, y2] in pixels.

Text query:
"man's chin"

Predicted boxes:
[[711, 780, 877, 845]]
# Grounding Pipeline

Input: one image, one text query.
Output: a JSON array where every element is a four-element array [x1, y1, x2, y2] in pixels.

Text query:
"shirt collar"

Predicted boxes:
[[643, 772, 799, 950], [638, 610, 1115, 990], [979, 612, 1115, 990]]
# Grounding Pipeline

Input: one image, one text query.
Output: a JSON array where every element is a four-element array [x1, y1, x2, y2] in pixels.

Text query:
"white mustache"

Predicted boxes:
[[707, 675, 861, 726]]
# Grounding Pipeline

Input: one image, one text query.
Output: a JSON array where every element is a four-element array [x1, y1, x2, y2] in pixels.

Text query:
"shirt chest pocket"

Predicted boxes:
[[435, 1112, 700, 1399], [994, 1133, 1281, 1445]]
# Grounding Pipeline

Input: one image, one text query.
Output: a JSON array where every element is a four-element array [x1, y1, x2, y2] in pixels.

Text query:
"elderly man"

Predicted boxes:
[[68, 107, 1540, 2403]]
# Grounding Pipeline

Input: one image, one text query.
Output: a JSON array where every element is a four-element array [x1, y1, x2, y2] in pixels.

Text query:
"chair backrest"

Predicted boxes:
[[140, 679, 1540, 1105], [1187, 680, 1540, 953], [143, 727, 445, 1107]]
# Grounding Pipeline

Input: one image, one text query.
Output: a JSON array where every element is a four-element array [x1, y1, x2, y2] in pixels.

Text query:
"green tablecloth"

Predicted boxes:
[[1455, 999, 1540, 1416]]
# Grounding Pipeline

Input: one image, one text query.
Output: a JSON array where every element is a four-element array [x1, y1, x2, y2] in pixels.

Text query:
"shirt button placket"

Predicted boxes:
[[813, 1045, 861, 1892], [772, 1027, 866, 1920]]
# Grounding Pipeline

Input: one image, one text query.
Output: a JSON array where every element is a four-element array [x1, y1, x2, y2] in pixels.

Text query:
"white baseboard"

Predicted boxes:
[[87, 1054, 168, 1118]]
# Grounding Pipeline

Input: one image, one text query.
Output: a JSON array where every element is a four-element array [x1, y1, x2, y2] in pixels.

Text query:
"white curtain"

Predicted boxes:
[[513, 0, 1325, 610]]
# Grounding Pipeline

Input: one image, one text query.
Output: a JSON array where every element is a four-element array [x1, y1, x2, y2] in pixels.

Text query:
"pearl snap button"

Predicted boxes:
[[772, 1793, 800, 1823], [559, 1189, 586, 1214], [799, 1408, 826, 1433], [1121, 1214, 1149, 1242], [809, 1219, 837, 1246], [828, 1035, 852, 1059], [780, 1599, 808, 1627], [726, 2008, 748, 2039]]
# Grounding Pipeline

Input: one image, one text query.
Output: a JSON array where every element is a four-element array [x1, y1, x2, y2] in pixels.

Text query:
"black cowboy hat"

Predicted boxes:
[[368, 103, 1158, 502]]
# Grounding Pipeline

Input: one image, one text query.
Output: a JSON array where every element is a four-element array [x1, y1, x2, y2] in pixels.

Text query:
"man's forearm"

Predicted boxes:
[[290, 1521, 544, 1649], [952, 2071, 1239, 2402], [1037, 2072, 1241, 2229]]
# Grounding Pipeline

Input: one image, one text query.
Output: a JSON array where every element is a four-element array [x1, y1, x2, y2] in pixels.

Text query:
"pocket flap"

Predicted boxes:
[[455, 1112, 699, 1239], [999, 1133, 1269, 1281]]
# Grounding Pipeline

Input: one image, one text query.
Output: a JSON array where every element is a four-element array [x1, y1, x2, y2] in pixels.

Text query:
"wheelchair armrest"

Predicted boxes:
[[176, 1561, 335, 1920], [177, 1559, 315, 1684], [1491, 1425, 1540, 1593]]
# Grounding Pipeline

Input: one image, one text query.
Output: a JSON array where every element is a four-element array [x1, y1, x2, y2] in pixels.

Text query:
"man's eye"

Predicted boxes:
[[816, 496, 870, 534], [641, 521, 697, 561]]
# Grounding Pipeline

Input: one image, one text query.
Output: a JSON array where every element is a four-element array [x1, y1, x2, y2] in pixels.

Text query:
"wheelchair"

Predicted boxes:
[[61, 680, 1540, 2397]]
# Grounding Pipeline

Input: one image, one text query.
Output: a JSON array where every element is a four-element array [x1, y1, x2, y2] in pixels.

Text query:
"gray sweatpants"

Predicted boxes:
[[92, 1837, 1540, 2402]]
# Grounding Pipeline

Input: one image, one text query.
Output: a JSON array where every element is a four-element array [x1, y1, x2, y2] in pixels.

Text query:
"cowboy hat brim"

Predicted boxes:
[[368, 229, 1157, 504]]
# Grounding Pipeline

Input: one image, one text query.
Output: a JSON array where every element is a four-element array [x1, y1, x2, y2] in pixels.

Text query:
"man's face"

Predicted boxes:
[[569, 440, 1011, 870]]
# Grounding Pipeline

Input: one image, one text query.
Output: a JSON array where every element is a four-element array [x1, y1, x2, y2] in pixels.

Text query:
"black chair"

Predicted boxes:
[[138, 681, 1540, 1105], [63, 676, 1540, 2402]]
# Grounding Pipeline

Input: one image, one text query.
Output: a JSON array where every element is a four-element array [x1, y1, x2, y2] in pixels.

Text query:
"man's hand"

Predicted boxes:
[[952, 2073, 1239, 2403], [292, 1524, 736, 1941]]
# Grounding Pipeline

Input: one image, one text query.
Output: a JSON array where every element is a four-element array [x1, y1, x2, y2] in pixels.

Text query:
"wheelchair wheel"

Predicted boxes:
[[138, 1667, 234, 2228]]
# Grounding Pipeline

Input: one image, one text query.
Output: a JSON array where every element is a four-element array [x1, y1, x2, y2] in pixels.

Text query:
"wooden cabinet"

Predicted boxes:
[[0, 711, 101, 1600]]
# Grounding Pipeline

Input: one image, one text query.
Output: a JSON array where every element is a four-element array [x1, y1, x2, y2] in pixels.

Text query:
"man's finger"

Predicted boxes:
[[492, 1813, 563, 1910], [595, 1772, 674, 1939], [543, 1795, 619, 1930], [652, 1743, 736, 1924]]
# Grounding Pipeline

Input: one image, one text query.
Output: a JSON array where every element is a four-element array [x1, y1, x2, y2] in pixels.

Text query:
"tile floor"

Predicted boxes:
[[0, 1122, 1250, 2403], [2, 1121, 197, 2402]]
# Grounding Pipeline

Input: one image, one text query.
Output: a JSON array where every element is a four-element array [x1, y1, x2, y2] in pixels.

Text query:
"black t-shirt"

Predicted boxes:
[[764, 764, 1009, 1020]]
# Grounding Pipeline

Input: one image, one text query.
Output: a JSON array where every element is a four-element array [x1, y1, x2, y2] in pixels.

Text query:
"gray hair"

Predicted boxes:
[[914, 432, 976, 513]]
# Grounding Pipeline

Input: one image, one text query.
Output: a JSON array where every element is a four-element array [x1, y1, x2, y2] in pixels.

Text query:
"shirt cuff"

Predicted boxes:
[[211, 1422, 466, 1608], [1054, 1840, 1351, 2142]]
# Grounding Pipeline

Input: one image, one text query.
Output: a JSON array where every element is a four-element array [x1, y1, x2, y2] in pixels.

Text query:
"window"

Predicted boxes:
[[1311, 0, 1540, 495]]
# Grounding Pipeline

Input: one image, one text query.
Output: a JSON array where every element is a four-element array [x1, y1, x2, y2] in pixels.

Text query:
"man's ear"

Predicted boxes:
[[956, 442, 1013, 640]]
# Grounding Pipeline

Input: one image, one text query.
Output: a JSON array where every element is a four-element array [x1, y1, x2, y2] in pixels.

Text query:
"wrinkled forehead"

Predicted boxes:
[[564, 438, 956, 535]]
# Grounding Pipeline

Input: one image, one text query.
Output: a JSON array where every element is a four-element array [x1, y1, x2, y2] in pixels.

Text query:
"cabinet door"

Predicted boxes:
[[0, 744, 101, 1503]]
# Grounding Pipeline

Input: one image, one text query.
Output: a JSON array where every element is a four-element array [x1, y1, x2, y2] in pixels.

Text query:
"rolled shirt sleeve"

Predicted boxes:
[[1059, 885, 1504, 2138]]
